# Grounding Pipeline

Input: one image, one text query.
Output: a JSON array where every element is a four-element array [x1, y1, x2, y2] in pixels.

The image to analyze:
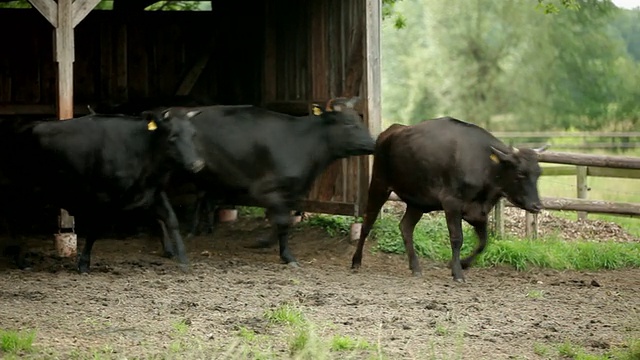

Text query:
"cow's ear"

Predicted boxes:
[[490, 146, 517, 165], [140, 110, 160, 131]]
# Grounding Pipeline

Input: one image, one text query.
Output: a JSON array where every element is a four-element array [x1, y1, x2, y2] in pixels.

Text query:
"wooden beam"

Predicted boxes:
[[365, 0, 382, 138], [175, 53, 211, 96], [264, 100, 365, 116], [55, 0, 74, 120], [389, 192, 640, 217], [0, 104, 91, 115], [72, 0, 101, 28], [27, 0, 57, 27], [538, 151, 640, 170]]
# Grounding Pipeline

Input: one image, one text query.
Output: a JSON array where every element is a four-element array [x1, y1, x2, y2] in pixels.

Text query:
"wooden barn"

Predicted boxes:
[[0, 0, 382, 230]]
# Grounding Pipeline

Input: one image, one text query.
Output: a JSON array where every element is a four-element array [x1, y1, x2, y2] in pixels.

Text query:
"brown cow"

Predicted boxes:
[[351, 117, 548, 282]]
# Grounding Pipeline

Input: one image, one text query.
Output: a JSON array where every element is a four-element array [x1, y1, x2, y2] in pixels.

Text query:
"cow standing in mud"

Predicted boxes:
[[351, 117, 547, 282], [160, 97, 376, 267], [0, 109, 204, 273]]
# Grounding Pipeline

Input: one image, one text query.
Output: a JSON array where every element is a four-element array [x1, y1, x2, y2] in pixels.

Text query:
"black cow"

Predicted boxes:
[[160, 97, 376, 266], [351, 117, 547, 282], [0, 109, 204, 273]]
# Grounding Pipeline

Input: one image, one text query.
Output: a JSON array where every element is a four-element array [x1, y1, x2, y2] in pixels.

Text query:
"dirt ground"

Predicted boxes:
[[0, 215, 639, 359]]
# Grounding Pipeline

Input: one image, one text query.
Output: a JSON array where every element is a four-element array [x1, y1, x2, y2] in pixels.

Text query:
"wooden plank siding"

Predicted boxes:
[[262, 0, 373, 216], [0, 0, 379, 217], [0, 8, 263, 111]]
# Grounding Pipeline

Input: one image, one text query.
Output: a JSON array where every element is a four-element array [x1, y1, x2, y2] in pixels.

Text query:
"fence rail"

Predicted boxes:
[[494, 131, 640, 151], [387, 151, 640, 239]]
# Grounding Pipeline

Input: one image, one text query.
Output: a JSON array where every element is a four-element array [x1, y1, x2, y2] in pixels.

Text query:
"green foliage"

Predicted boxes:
[[237, 206, 265, 218], [536, 0, 580, 14], [0, 329, 36, 354], [0, 1, 30, 8], [382, 0, 406, 29], [303, 214, 358, 237], [363, 215, 640, 271], [382, 0, 640, 132]]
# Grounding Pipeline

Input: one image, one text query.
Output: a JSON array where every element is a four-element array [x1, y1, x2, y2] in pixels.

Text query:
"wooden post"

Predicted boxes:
[[493, 199, 505, 238], [55, 0, 74, 120], [525, 212, 538, 239], [576, 165, 588, 220], [28, 0, 101, 257]]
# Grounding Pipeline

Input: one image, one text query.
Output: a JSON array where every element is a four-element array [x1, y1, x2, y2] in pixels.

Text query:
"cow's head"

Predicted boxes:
[[491, 145, 549, 213], [142, 107, 205, 173], [316, 97, 376, 157]]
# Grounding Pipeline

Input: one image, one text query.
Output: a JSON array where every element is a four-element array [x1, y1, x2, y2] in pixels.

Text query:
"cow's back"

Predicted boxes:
[[189, 106, 322, 184], [377, 117, 508, 208]]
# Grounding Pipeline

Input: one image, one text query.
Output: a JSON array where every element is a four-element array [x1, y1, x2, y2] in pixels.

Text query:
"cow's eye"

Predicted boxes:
[[517, 172, 526, 179], [168, 134, 178, 142]]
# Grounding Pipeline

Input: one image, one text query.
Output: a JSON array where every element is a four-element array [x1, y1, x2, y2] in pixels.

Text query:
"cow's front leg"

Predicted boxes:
[[154, 191, 189, 272], [267, 207, 297, 266], [77, 217, 99, 274]]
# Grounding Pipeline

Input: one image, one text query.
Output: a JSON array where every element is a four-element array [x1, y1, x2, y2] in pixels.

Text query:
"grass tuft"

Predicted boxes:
[[264, 303, 307, 327], [0, 329, 36, 354]]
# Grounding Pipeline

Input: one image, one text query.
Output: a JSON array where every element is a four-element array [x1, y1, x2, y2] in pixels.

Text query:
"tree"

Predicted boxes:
[[381, 0, 640, 131]]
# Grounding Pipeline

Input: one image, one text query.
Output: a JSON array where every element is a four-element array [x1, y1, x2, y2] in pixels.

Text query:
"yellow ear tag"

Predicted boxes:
[[489, 154, 499, 164], [147, 120, 157, 131], [312, 105, 322, 116]]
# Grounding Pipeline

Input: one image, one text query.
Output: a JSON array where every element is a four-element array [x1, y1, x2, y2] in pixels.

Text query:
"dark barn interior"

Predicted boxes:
[[0, 0, 381, 238]]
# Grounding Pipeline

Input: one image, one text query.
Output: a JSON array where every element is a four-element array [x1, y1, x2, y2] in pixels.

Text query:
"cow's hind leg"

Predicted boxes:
[[351, 175, 390, 271], [399, 205, 423, 276], [155, 191, 189, 272], [460, 220, 488, 270], [247, 208, 278, 249], [443, 206, 465, 282], [157, 219, 175, 258], [267, 208, 297, 266], [77, 225, 98, 274]]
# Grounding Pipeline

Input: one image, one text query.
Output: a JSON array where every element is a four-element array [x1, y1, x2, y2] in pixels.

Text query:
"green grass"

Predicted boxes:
[[304, 213, 640, 271], [370, 215, 640, 271], [529, 338, 640, 360], [264, 303, 307, 327], [303, 214, 359, 237], [237, 206, 266, 218], [0, 329, 36, 354], [526, 289, 545, 299], [329, 335, 372, 351]]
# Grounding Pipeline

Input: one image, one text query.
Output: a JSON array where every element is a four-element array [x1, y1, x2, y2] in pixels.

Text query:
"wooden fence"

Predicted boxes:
[[492, 131, 640, 151], [387, 151, 640, 239]]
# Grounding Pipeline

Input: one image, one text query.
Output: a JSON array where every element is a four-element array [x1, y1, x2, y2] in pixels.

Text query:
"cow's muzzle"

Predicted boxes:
[[189, 159, 206, 173], [527, 202, 543, 214]]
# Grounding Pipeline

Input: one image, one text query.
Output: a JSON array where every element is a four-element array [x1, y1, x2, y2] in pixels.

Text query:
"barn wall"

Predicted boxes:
[[0, 0, 374, 218], [0, 7, 264, 113], [263, 0, 369, 216]]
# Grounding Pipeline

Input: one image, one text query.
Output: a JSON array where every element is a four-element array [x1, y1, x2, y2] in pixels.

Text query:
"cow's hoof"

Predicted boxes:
[[287, 261, 300, 268], [178, 263, 191, 273], [77, 267, 90, 274], [453, 277, 466, 283], [162, 251, 175, 259], [412, 270, 423, 277]]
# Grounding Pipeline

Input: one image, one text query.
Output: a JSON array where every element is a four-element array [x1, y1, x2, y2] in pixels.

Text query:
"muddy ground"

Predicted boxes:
[[0, 214, 639, 359]]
